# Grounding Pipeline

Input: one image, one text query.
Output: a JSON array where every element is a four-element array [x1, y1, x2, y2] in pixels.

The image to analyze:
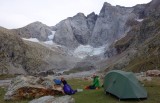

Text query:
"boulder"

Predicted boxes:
[[146, 70, 160, 77], [4, 76, 64, 100], [29, 95, 75, 103]]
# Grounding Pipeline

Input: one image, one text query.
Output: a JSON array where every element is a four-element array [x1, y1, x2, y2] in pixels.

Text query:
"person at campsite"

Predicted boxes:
[[85, 74, 100, 89], [61, 77, 77, 95]]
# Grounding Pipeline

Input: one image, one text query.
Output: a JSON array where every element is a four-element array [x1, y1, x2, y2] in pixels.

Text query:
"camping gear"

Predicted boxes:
[[77, 89, 83, 92], [53, 79, 62, 85], [103, 70, 147, 99]]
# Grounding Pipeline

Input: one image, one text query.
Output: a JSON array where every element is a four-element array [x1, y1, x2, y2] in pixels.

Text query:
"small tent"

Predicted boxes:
[[103, 70, 147, 99]]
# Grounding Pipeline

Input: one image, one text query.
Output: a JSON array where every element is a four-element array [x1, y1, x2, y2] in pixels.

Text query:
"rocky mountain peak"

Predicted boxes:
[[12, 21, 52, 41], [28, 21, 44, 26], [74, 13, 86, 18], [87, 12, 97, 20], [103, 2, 112, 7], [99, 2, 114, 17], [86, 12, 98, 32], [144, 0, 160, 17], [89, 2, 135, 47]]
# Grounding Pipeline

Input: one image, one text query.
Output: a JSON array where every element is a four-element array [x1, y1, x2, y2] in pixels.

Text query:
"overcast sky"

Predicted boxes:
[[0, 0, 151, 29]]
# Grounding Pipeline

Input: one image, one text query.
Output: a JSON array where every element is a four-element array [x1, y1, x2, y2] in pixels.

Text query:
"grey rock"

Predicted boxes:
[[12, 21, 52, 41], [70, 13, 91, 45], [0, 29, 80, 75], [143, 0, 160, 18], [87, 12, 98, 32], [53, 12, 97, 49], [29, 95, 75, 103], [4, 76, 64, 100], [0, 29, 27, 75], [89, 2, 135, 47], [53, 2, 138, 50], [53, 19, 79, 49]]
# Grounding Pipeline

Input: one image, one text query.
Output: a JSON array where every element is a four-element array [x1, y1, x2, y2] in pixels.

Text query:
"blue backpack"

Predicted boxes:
[[53, 79, 62, 85]]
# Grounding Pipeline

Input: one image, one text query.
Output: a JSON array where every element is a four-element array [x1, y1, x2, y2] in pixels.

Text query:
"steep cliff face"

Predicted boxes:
[[12, 21, 52, 41], [53, 12, 98, 49], [52, 2, 138, 49], [143, 0, 160, 18], [90, 3, 135, 47], [102, 0, 160, 72]]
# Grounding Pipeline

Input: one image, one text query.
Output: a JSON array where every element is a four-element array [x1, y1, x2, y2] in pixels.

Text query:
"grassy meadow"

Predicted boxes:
[[0, 77, 160, 103]]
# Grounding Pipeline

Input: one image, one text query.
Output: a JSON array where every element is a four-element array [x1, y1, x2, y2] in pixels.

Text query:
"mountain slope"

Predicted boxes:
[[0, 28, 80, 75], [101, 0, 160, 72]]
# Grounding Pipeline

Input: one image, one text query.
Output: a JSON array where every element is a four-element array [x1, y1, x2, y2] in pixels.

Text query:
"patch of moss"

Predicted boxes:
[[0, 74, 15, 80]]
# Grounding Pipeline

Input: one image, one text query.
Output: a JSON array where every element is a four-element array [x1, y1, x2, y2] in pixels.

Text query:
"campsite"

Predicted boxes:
[[0, 70, 160, 103]]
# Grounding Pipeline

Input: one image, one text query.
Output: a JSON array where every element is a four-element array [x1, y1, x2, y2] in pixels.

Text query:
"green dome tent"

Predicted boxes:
[[103, 70, 147, 99]]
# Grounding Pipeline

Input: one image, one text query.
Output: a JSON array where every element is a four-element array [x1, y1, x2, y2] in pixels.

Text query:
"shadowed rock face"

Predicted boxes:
[[89, 3, 135, 47], [99, 0, 160, 72], [143, 0, 160, 18], [52, 2, 137, 49], [53, 12, 98, 49]]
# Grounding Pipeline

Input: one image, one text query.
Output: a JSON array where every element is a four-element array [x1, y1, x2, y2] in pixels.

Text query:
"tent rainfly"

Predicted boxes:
[[103, 70, 147, 99]]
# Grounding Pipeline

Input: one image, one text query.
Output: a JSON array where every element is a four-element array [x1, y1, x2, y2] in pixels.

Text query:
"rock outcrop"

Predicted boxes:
[[29, 95, 75, 103], [4, 76, 64, 100]]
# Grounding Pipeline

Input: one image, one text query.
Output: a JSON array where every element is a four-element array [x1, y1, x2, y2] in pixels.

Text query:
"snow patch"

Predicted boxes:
[[44, 41, 53, 45], [22, 38, 39, 42], [92, 46, 106, 55], [48, 31, 56, 40], [136, 19, 144, 22], [48, 35, 54, 40], [44, 31, 56, 45], [74, 45, 105, 58]]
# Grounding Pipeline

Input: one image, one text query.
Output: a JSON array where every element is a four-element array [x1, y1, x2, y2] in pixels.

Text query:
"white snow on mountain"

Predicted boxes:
[[48, 31, 56, 40], [44, 31, 56, 45], [22, 38, 39, 42], [74, 45, 105, 58], [44, 41, 53, 45], [136, 19, 144, 22]]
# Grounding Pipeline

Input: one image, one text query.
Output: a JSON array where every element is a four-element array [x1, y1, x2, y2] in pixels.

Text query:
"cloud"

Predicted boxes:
[[0, 12, 34, 29], [107, 0, 151, 7]]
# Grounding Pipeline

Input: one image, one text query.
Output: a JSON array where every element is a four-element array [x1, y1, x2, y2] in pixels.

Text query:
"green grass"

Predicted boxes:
[[63, 68, 92, 75], [67, 78, 160, 103], [0, 88, 29, 103], [0, 78, 160, 103], [0, 74, 15, 80]]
